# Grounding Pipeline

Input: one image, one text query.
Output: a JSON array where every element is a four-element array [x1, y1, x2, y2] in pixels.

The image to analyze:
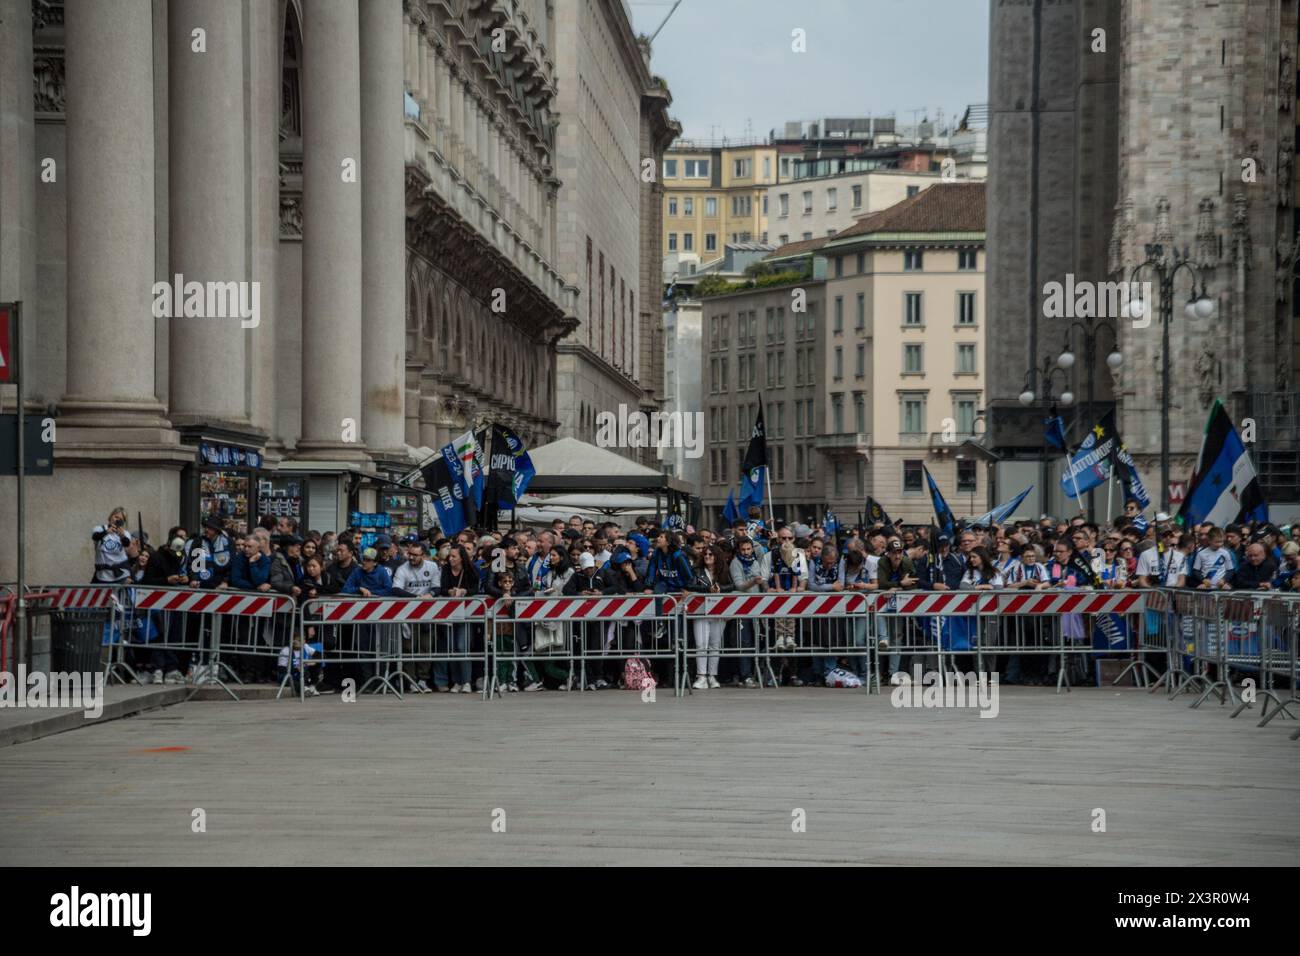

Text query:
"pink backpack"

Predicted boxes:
[[622, 657, 657, 691]]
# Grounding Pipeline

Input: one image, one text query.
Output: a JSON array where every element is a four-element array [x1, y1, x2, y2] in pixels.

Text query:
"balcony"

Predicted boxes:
[[815, 432, 870, 456]]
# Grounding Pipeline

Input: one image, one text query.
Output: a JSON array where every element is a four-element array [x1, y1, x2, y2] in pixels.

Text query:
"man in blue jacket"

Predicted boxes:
[[341, 547, 395, 688]]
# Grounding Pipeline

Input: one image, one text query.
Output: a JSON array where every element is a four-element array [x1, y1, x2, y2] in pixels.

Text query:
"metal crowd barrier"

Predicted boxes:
[[683, 591, 872, 691], [495, 593, 683, 696], [27, 584, 125, 682], [299, 595, 490, 700], [1239, 594, 1299, 727], [118, 585, 297, 700]]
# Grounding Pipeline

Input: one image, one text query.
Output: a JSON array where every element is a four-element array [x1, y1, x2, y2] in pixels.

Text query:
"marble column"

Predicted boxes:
[[62, 0, 169, 429], [298, 0, 367, 460], [167, 0, 248, 429], [248, 0, 280, 443], [360, 0, 408, 460]]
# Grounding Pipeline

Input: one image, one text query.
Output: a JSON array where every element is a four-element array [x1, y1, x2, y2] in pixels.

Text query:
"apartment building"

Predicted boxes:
[[662, 143, 779, 257], [766, 169, 943, 247]]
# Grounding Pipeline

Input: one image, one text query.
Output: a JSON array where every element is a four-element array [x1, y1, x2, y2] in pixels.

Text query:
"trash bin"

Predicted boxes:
[[50, 610, 108, 674]]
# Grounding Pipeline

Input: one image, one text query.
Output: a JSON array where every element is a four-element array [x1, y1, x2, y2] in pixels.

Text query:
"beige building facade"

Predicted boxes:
[[766, 169, 943, 248], [662, 143, 778, 257]]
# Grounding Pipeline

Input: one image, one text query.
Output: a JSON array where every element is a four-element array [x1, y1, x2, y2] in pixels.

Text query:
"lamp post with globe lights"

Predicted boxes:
[[1126, 244, 1215, 511], [1056, 318, 1123, 519], [1018, 354, 1075, 517]]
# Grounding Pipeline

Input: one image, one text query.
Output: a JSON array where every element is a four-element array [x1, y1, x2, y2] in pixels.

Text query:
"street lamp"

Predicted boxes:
[[1128, 243, 1215, 510], [1056, 316, 1122, 519]]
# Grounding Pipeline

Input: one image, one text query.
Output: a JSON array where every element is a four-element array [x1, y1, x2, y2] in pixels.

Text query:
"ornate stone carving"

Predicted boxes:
[[279, 195, 302, 240], [32, 47, 64, 114], [1281, 42, 1294, 112], [1279, 145, 1293, 206], [1195, 350, 1217, 409], [1231, 193, 1251, 265], [1195, 197, 1217, 268]]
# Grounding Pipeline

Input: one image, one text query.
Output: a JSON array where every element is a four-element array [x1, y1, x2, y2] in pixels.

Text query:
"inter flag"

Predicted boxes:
[[1044, 412, 1067, 451], [924, 466, 956, 538], [421, 447, 471, 536], [1061, 410, 1119, 499], [1112, 439, 1151, 509], [968, 485, 1033, 528], [739, 401, 768, 506], [450, 430, 483, 507], [722, 490, 740, 524], [865, 496, 892, 527], [1177, 399, 1268, 528], [485, 424, 535, 507], [823, 509, 838, 536]]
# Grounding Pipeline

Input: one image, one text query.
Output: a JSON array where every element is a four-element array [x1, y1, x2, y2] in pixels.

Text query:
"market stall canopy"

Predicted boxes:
[[524, 437, 694, 496]]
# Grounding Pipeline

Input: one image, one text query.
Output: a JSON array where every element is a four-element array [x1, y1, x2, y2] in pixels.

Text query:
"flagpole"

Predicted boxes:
[[1106, 468, 1114, 524]]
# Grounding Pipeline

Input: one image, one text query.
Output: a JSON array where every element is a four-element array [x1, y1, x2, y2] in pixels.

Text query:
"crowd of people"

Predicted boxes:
[[86, 498, 1300, 693]]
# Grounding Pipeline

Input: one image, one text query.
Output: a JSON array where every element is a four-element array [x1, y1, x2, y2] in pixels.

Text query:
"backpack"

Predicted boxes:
[[621, 657, 656, 691]]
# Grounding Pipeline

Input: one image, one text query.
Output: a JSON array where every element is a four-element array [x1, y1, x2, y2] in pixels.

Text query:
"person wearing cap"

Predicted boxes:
[[342, 547, 394, 597], [1136, 526, 1186, 589], [184, 515, 233, 590]]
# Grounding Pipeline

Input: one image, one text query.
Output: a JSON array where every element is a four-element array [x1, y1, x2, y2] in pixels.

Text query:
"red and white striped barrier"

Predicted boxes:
[[872, 591, 997, 616], [39, 586, 117, 610], [311, 596, 487, 623], [511, 594, 674, 621], [130, 586, 295, 617], [993, 591, 1145, 616], [683, 592, 867, 617]]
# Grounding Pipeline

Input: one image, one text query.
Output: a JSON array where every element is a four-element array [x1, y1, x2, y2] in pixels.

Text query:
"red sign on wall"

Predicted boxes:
[[0, 305, 10, 383]]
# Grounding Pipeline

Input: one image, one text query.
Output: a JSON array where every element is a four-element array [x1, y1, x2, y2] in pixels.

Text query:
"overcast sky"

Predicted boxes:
[[628, 0, 990, 141]]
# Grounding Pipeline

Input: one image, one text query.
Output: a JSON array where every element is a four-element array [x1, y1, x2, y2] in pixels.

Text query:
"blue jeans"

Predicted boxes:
[[432, 623, 471, 687], [736, 619, 756, 678]]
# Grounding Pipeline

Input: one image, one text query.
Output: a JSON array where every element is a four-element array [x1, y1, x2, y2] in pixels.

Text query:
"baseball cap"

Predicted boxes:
[[362, 547, 378, 561], [612, 548, 633, 566], [202, 515, 224, 531], [888, 540, 903, 552], [375, 534, 392, 548], [579, 552, 596, 569], [1155, 512, 1171, 523]]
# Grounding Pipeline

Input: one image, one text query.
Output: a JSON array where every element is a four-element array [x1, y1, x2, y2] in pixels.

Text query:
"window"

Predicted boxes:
[[903, 459, 924, 492], [796, 446, 804, 480], [856, 459, 865, 495], [719, 356, 728, 391], [955, 291, 976, 326], [668, 197, 677, 216], [780, 157, 791, 179], [763, 156, 771, 179], [766, 352, 776, 388], [774, 402, 785, 437], [834, 462, 843, 496], [855, 344, 865, 377], [805, 398, 815, 433], [956, 343, 977, 374], [902, 396, 926, 434], [802, 191, 813, 214], [705, 233, 717, 252], [776, 350, 786, 386], [778, 193, 789, 217], [762, 195, 768, 215], [806, 445, 815, 482], [683, 197, 694, 216], [906, 185, 920, 198], [683, 233, 694, 251], [778, 233, 789, 245], [856, 252, 865, 274], [773, 445, 785, 481], [795, 347, 806, 385], [904, 249, 924, 271], [832, 393, 844, 433], [851, 184, 862, 208], [905, 292, 923, 326], [856, 292, 865, 329], [664, 159, 678, 178], [802, 231, 813, 241], [854, 393, 865, 433], [957, 459, 978, 493], [958, 249, 977, 271], [826, 187, 838, 211], [834, 257, 844, 279], [705, 197, 717, 217], [685, 159, 709, 178], [733, 157, 752, 178], [904, 343, 923, 374], [667, 233, 677, 251], [827, 229, 837, 237], [834, 347, 843, 379], [955, 398, 977, 435], [833, 296, 844, 330]]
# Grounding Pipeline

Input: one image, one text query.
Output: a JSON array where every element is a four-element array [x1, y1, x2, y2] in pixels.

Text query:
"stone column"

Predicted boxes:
[[0, 0, 37, 396], [298, 0, 367, 460], [423, 32, 437, 129], [248, 0, 280, 443], [62, 0, 169, 429], [360, 0, 408, 461], [167, 0, 248, 429]]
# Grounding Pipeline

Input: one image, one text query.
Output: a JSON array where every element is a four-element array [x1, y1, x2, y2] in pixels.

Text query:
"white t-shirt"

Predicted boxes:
[[1136, 546, 1186, 586], [393, 559, 441, 595], [960, 569, 1004, 588], [1192, 547, 1234, 586]]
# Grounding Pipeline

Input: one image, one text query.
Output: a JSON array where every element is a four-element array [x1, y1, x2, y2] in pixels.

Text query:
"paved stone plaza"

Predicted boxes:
[[0, 687, 1296, 866]]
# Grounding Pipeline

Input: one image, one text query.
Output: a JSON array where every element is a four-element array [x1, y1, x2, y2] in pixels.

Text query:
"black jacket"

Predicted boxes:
[[1233, 559, 1277, 589], [563, 570, 603, 595], [322, 559, 358, 595]]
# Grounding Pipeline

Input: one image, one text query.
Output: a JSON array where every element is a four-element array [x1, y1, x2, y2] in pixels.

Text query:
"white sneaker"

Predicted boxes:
[[692, 676, 709, 690], [164, 670, 185, 684], [707, 676, 721, 689], [474, 676, 486, 692], [449, 684, 463, 694], [505, 682, 519, 693], [152, 669, 164, 685], [416, 679, 430, 693], [137, 671, 153, 685], [305, 685, 320, 697], [523, 681, 544, 692], [742, 677, 759, 688]]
